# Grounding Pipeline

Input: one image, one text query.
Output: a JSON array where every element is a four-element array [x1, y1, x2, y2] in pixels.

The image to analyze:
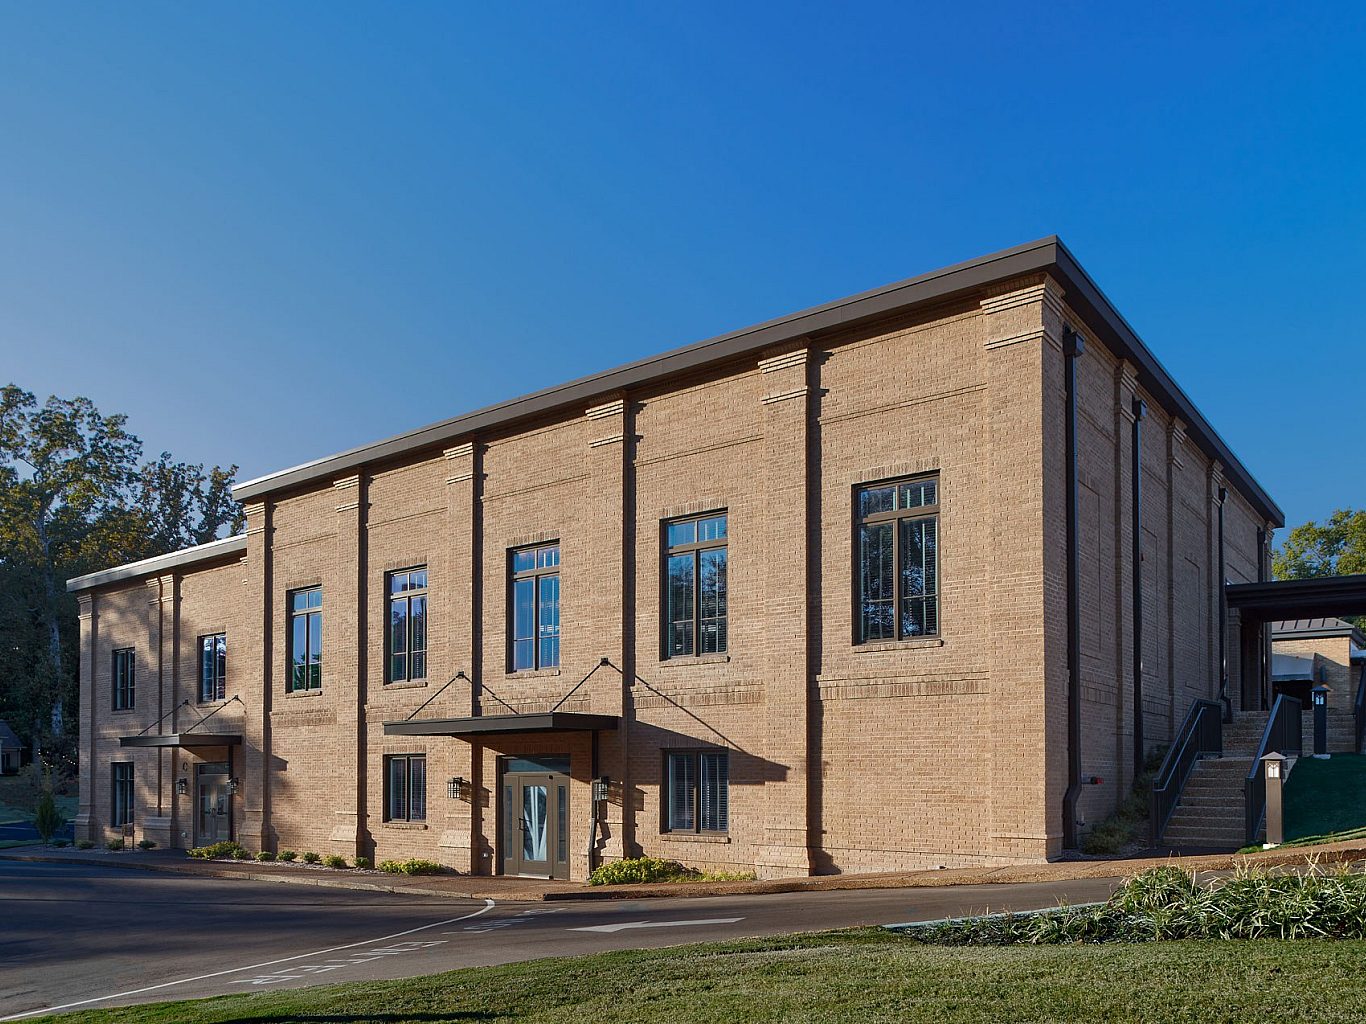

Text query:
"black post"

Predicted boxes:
[[1257, 526, 1270, 712], [1062, 327, 1084, 850], [1131, 397, 1146, 776], [1217, 486, 1230, 722], [1313, 685, 1329, 757]]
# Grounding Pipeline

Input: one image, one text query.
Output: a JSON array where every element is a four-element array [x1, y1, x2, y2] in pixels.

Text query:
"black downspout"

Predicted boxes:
[[1217, 486, 1230, 722], [1257, 526, 1269, 711], [1062, 327, 1084, 850], [1131, 397, 1146, 777]]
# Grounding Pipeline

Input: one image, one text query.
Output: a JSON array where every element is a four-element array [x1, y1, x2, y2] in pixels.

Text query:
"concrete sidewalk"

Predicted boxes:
[[4, 840, 1365, 902]]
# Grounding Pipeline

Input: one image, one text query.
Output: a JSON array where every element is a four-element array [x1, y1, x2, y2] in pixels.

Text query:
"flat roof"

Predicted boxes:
[[67, 535, 247, 593], [1271, 617, 1366, 644], [1228, 575, 1366, 623], [383, 712, 620, 738], [232, 236, 1282, 526], [118, 732, 242, 749]]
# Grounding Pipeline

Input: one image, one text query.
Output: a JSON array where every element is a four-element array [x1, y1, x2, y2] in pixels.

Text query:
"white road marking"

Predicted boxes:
[[569, 916, 743, 934], [0, 899, 495, 1021]]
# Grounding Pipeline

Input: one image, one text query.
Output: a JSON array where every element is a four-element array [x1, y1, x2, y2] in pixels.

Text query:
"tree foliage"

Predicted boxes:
[[1274, 509, 1366, 580], [0, 384, 243, 766]]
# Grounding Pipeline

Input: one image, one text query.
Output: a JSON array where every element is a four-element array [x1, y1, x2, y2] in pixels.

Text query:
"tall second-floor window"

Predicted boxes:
[[663, 513, 728, 658], [857, 475, 940, 642], [288, 587, 323, 692], [510, 543, 560, 671], [199, 634, 226, 703], [112, 649, 135, 710], [388, 568, 428, 683]]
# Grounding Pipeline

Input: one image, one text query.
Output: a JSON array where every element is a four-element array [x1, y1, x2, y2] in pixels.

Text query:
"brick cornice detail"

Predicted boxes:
[[586, 398, 626, 421], [979, 279, 1066, 320], [77, 594, 94, 618], [758, 349, 809, 374]]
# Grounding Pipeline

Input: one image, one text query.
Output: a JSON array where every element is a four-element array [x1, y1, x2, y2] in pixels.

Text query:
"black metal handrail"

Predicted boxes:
[[1355, 664, 1366, 755], [1150, 699, 1223, 845], [1244, 693, 1303, 845]]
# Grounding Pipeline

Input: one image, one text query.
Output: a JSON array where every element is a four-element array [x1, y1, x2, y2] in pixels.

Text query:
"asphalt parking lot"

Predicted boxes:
[[0, 858, 1121, 1020]]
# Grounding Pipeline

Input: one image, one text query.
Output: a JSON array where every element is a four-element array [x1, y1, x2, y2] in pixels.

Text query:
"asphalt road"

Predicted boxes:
[[0, 859, 1121, 1020]]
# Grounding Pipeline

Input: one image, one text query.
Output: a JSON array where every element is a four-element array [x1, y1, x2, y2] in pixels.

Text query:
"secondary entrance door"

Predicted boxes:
[[501, 756, 570, 878], [196, 762, 232, 845]]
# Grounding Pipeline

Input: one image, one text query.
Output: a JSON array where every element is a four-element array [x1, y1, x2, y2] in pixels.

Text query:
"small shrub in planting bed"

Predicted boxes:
[[255, 850, 276, 862], [52, 839, 70, 848], [322, 854, 348, 869], [232, 846, 252, 860], [379, 858, 444, 875], [137, 839, 157, 850], [354, 856, 372, 870], [75, 839, 95, 850], [301, 851, 321, 864], [278, 850, 298, 862], [187, 841, 246, 860], [105, 838, 124, 851]]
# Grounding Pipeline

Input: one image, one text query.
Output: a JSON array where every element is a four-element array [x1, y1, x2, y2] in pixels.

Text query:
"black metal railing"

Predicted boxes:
[[1355, 664, 1366, 755], [1150, 699, 1223, 845], [1244, 693, 1303, 846]]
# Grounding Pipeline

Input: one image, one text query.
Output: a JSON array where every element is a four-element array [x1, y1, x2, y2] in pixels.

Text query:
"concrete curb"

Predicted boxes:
[[5, 840, 1365, 903]]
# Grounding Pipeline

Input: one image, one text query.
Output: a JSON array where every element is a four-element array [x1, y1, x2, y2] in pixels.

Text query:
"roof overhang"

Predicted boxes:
[[119, 732, 243, 749], [68, 535, 247, 593], [1228, 575, 1366, 625], [230, 237, 1282, 528], [382, 712, 620, 738]]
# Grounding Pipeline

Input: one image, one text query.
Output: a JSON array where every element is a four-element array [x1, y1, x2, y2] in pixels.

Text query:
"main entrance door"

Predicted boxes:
[[196, 762, 232, 845], [500, 756, 570, 878]]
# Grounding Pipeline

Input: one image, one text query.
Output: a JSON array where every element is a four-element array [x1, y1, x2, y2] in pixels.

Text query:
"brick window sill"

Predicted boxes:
[[657, 654, 731, 669], [284, 689, 324, 699], [660, 832, 730, 844], [853, 638, 945, 654], [110, 708, 137, 716], [383, 679, 430, 691], [504, 668, 561, 681], [380, 821, 429, 831]]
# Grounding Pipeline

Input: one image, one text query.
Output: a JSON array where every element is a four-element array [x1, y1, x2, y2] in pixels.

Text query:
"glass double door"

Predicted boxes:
[[501, 756, 570, 878], [196, 762, 231, 845]]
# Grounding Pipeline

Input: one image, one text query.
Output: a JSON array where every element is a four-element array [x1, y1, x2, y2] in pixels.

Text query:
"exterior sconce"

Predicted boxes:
[[591, 776, 610, 803], [227, 777, 240, 796], [176, 778, 188, 796], [447, 777, 466, 799]]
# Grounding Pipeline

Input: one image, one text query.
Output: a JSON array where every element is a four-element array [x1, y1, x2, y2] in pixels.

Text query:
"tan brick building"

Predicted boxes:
[[69, 237, 1283, 879]]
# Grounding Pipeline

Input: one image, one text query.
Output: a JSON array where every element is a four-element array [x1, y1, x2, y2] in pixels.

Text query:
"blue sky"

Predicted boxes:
[[2, 3, 1363, 533]]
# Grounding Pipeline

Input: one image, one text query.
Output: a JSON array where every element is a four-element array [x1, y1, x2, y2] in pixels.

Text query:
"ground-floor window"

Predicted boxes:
[[111, 762, 133, 826], [664, 749, 729, 833], [384, 754, 427, 822]]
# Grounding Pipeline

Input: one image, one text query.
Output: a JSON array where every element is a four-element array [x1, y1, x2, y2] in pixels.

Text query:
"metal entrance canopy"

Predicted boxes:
[[382, 712, 619, 738], [1227, 574, 1366, 624], [119, 732, 243, 749]]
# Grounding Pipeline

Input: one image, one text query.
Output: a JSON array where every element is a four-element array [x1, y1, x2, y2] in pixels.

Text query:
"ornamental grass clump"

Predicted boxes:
[[899, 863, 1366, 946]]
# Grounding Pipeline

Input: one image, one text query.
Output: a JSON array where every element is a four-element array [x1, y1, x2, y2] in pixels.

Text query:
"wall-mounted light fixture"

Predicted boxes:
[[447, 777, 467, 799], [176, 778, 188, 796], [226, 777, 240, 796], [591, 776, 610, 803]]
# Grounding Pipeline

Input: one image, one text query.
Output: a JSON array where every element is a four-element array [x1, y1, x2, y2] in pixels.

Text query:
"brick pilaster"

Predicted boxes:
[[331, 474, 367, 856], [73, 594, 96, 841], [755, 346, 814, 879], [239, 501, 272, 850], [1114, 362, 1140, 789]]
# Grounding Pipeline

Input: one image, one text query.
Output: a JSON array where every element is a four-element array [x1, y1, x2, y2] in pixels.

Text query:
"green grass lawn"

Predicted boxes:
[[27, 930, 1366, 1024], [0, 775, 77, 824], [1284, 753, 1366, 842]]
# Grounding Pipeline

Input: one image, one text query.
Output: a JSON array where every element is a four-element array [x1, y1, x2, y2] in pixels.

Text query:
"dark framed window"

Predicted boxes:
[[112, 648, 135, 710], [664, 749, 729, 833], [663, 513, 728, 658], [384, 754, 427, 822], [856, 475, 939, 642], [387, 568, 428, 683], [111, 762, 134, 826], [288, 587, 323, 693], [199, 634, 227, 703], [510, 543, 560, 671]]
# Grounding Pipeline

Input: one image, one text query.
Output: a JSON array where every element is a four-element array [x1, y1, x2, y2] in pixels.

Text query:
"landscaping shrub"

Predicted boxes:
[[379, 858, 444, 875], [137, 839, 157, 850], [354, 856, 371, 870], [52, 839, 69, 848], [231, 846, 252, 860], [74, 839, 94, 850], [34, 790, 66, 845], [279, 850, 298, 862], [322, 854, 348, 868], [898, 864, 1366, 945], [1080, 746, 1166, 855], [301, 851, 321, 864], [255, 850, 276, 862], [187, 840, 246, 860], [589, 856, 691, 886], [105, 838, 124, 851]]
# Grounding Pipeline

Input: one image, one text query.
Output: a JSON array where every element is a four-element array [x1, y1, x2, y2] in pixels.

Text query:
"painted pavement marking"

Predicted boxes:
[[569, 917, 744, 934]]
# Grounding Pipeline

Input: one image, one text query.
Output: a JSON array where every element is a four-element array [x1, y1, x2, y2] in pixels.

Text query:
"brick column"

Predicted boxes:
[[331, 474, 367, 857], [239, 501, 272, 851], [142, 574, 176, 846], [585, 397, 631, 864], [756, 346, 813, 879], [1113, 362, 1140, 790], [1208, 462, 1225, 708], [981, 278, 1064, 860], [74, 593, 96, 841], [1164, 419, 1185, 739], [440, 442, 480, 873]]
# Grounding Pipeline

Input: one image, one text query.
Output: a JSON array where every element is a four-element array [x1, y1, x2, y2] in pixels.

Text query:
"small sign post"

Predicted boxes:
[[1312, 685, 1330, 759], [1262, 751, 1287, 848]]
